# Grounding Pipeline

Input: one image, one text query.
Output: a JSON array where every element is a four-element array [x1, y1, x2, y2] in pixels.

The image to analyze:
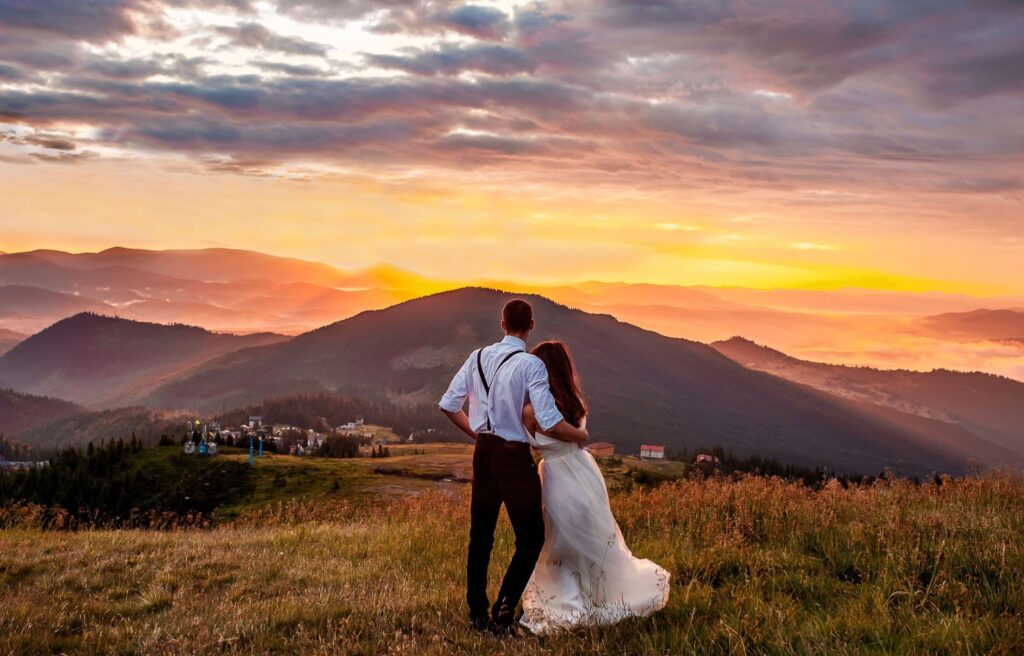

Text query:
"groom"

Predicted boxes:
[[439, 299, 589, 633]]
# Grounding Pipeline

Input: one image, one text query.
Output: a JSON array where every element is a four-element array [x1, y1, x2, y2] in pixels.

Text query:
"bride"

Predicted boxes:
[[520, 340, 670, 634]]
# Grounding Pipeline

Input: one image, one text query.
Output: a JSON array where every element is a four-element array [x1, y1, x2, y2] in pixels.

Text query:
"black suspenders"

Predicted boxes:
[[476, 347, 523, 433]]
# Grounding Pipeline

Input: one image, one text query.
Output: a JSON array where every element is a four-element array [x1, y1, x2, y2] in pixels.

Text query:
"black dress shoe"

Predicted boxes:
[[469, 614, 492, 632], [490, 613, 519, 637]]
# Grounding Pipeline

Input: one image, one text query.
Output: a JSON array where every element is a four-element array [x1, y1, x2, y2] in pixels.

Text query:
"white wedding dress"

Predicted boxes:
[[520, 421, 671, 634]]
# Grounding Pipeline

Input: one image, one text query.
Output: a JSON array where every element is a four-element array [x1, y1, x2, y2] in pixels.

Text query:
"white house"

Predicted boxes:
[[640, 444, 666, 460]]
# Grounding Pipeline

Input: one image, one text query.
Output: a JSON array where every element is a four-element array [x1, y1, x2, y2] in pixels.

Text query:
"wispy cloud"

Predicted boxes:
[[790, 242, 838, 251]]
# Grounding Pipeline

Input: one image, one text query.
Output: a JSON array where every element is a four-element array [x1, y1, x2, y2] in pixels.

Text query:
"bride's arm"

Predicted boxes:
[[522, 403, 540, 436]]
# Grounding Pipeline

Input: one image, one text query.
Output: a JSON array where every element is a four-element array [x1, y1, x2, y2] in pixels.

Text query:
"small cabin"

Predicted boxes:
[[586, 442, 615, 457], [695, 453, 721, 465], [640, 444, 666, 460]]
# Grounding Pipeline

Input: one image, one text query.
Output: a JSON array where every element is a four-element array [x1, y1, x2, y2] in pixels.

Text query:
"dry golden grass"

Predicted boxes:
[[2, 473, 1023, 655]]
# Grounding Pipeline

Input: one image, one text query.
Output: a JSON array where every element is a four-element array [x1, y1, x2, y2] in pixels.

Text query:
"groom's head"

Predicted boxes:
[[501, 299, 534, 338]]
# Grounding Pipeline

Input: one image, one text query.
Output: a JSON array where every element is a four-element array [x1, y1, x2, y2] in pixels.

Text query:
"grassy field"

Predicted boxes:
[[1, 449, 1023, 655]]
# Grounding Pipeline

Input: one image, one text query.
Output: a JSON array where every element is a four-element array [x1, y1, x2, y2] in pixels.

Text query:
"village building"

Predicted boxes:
[[586, 442, 615, 457], [338, 418, 366, 431], [695, 453, 721, 465], [640, 444, 666, 460]]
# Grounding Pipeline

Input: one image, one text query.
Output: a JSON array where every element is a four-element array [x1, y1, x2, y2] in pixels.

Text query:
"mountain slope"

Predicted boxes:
[[0, 284, 108, 315], [0, 388, 84, 436], [22, 247, 441, 291], [711, 337, 1024, 457], [16, 407, 189, 451], [0, 329, 24, 357], [916, 309, 1024, 341], [0, 249, 435, 334], [146, 288, 1004, 475], [0, 314, 289, 408]]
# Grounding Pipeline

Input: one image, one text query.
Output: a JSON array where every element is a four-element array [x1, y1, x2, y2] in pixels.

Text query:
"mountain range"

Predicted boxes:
[[0, 289, 1020, 474], [914, 309, 1024, 341], [712, 337, 1024, 460], [0, 388, 83, 437], [0, 248, 436, 334], [0, 246, 1021, 475], [3, 247, 1024, 382], [16, 287, 992, 475], [0, 313, 287, 407]]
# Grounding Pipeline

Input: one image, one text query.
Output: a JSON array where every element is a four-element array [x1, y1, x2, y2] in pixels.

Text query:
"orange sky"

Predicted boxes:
[[2, 156, 1021, 296]]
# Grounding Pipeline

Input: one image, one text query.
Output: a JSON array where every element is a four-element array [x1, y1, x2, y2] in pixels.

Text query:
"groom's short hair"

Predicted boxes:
[[502, 299, 533, 333]]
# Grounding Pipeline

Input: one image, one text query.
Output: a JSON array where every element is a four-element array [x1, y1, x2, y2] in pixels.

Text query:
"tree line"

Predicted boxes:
[[0, 437, 250, 527], [0, 434, 36, 462]]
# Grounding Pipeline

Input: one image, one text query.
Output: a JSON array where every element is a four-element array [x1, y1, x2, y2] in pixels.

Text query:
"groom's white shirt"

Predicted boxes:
[[439, 335, 565, 443]]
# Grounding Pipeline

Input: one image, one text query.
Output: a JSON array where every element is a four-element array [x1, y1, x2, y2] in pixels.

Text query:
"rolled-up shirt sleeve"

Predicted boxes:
[[438, 354, 473, 413], [525, 358, 565, 432]]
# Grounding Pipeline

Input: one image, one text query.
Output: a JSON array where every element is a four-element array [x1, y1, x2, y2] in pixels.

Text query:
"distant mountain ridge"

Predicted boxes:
[[0, 248, 442, 334], [0, 387, 84, 437], [3, 247, 1024, 382], [916, 309, 1024, 341], [140, 287, 1017, 475], [0, 313, 289, 408], [711, 337, 1024, 458], [0, 329, 24, 357]]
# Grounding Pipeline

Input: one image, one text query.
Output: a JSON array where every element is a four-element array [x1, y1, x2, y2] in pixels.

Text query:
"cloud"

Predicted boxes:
[[433, 5, 510, 40], [0, 0, 144, 42], [656, 223, 700, 232], [273, 0, 417, 23], [0, 0, 1019, 208], [365, 43, 535, 77], [251, 60, 328, 77], [215, 22, 329, 56], [0, 62, 31, 81], [22, 133, 77, 150], [790, 242, 837, 251]]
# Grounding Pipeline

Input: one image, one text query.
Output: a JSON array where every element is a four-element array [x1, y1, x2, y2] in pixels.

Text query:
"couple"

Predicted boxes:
[[439, 299, 670, 635]]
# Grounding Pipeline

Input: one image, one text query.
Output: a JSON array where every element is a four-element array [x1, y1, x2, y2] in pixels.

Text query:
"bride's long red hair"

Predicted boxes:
[[530, 340, 588, 428]]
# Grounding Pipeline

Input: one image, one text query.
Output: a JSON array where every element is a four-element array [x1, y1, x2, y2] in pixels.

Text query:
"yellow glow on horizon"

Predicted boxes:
[[1, 155, 1021, 297]]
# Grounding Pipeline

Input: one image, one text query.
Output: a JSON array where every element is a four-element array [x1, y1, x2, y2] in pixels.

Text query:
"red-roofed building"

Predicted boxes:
[[586, 441, 615, 457], [640, 444, 665, 460]]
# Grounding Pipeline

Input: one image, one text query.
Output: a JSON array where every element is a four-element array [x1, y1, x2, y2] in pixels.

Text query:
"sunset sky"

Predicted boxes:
[[1, 0, 1022, 293]]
